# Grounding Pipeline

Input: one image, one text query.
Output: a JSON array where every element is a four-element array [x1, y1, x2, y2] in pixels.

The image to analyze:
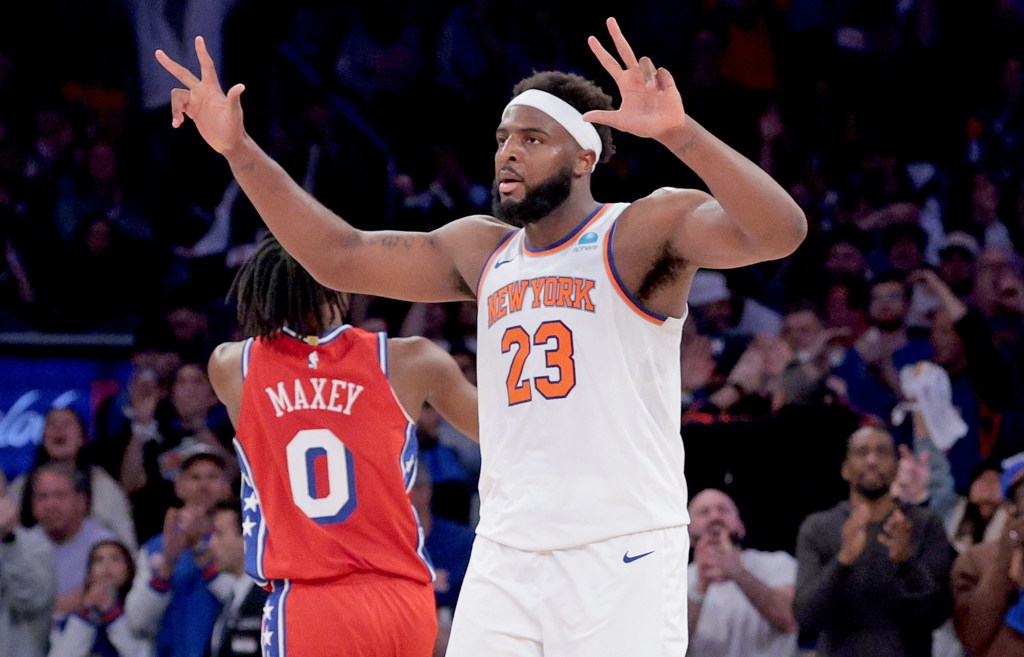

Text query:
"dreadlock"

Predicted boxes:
[[228, 232, 349, 340]]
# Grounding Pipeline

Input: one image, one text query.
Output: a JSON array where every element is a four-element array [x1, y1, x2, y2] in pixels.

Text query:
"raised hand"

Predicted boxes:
[[154, 36, 247, 154], [680, 334, 715, 393], [81, 582, 117, 614], [891, 444, 930, 505], [837, 502, 870, 566], [584, 17, 687, 141], [878, 507, 913, 563]]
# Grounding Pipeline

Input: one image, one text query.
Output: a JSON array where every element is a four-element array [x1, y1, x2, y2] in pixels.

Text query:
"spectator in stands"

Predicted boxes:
[[686, 488, 798, 657], [832, 271, 931, 420], [11, 407, 136, 550], [47, 539, 146, 657], [947, 459, 1008, 554], [117, 360, 235, 543], [688, 269, 782, 340], [206, 498, 267, 657], [913, 268, 1014, 493], [951, 452, 1024, 657], [969, 171, 1015, 253], [881, 221, 929, 277], [124, 444, 233, 657], [793, 425, 954, 657], [823, 226, 875, 280], [26, 462, 115, 620], [0, 469, 56, 657], [937, 231, 980, 300], [682, 348, 863, 554]]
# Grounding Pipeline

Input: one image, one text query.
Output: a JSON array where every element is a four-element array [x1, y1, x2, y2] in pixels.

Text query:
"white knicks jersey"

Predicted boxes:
[[475, 202, 689, 551]]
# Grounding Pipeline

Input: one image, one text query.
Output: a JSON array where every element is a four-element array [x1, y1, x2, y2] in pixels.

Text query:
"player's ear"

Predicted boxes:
[[575, 150, 597, 176]]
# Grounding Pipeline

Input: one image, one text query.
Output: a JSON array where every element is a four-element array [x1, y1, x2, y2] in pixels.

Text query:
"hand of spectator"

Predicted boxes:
[[80, 582, 117, 614], [910, 269, 967, 321], [155, 36, 247, 155], [704, 528, 745, 581], [55, 590, 84, 616], [0, 492, 16, 540], [805, 327, 850, 367], [853, 327, 887, 366], [177, 505, 212, 547], [680, 334, 715, 393], [694, 531, 727, 588], [890, 445, 930, 505], [726, 340, 767, 396], [838, 502, 870, 565], [760, 336, 794, 381], [878, 507, 913, 563], [158, 507, 188, 577], [128, 368, 160, 424]]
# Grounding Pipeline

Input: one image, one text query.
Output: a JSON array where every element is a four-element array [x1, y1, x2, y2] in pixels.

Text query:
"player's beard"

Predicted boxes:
[[491, 163, 574, 227]]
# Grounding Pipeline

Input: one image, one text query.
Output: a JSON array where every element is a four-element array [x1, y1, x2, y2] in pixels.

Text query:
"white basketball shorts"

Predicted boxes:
[[445, 525, 690, 657]]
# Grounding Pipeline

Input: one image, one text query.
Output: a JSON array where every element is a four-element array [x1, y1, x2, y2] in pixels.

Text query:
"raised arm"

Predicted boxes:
[[156, 37, 508, 302], [585, 17, 806, 269]]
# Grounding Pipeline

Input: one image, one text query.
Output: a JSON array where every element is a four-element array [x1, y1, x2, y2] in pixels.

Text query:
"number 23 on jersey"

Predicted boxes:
[[501, 320, 576, 405]]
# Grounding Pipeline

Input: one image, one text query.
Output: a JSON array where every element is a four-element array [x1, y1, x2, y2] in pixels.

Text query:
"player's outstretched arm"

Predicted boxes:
[[156, 38, 507, 302], [388, 337, 479, 442], [585, 17, 806, 269]]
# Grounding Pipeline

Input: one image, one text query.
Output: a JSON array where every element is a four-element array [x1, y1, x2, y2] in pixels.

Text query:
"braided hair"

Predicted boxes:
[[228, 232, 349, 340]]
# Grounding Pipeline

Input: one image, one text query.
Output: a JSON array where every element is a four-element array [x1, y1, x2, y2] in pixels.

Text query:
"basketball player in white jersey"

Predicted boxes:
[[156, 16, 807, 656]]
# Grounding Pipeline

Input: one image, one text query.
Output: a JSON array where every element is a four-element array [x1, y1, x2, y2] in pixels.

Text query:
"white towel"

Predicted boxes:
[[893, 361, 968, 451]]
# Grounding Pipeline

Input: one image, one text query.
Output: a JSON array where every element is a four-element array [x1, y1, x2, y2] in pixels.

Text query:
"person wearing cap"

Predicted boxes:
[[937, 231, 980, 300], [687, 270, 783, 340], [123, 443, 233, 657], [950, 453, 1024, 657], [158, 15, 807, 655]]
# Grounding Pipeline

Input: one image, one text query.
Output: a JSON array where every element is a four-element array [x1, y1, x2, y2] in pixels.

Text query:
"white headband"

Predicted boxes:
[[505, 89, 602, 164]]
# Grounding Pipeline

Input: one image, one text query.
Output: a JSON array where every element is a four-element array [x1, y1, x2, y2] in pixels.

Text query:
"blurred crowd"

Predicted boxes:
[[1, 1, 1024, 656]]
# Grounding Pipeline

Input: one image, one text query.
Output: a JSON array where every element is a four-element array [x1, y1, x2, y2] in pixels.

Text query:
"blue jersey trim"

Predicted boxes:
[[605, 220, 669, 322], [524, 204, 606, 253]]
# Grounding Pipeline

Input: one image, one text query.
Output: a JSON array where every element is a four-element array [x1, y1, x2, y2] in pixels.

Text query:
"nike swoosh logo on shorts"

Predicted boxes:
[[622, 550, 655, 563]]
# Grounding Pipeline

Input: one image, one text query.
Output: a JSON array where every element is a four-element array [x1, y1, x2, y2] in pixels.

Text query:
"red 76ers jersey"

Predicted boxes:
[[234, 325, 432, 585]]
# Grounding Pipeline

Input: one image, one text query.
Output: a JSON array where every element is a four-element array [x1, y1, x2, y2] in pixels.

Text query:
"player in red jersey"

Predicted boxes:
[[207, 233, 478, 657]]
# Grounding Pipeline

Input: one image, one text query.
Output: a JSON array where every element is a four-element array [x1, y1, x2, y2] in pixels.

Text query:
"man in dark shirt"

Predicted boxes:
[[793, 424, 954, 657]]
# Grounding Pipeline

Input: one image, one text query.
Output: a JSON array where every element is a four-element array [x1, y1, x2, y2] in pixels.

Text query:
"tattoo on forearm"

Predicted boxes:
[[377, 234, 432, 250], [674, 134, 699, 157], [235, 159, 256, 173]]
